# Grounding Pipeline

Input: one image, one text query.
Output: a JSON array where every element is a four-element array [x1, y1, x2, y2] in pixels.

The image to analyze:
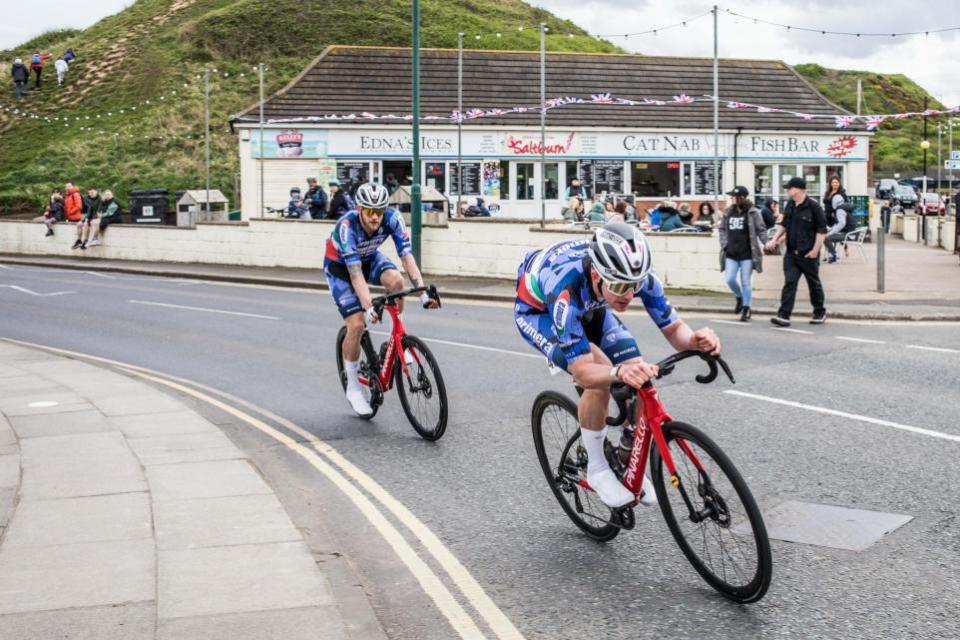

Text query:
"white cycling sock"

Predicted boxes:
[[581, 427, 610, 475], [344, 359, 361, 390]]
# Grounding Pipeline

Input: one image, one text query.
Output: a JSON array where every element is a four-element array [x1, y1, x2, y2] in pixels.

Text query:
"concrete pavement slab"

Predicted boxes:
[[0, 602, 156, 640], [157, 606, 348, 640], [158, 541, 333, 619], [0, 453, 18, 487], [0, 391, 95, 417], [0, 413, 15, 446], [154, 494, 302, 550], [146, 459, 273, 501], [128, 430, 243, 466], [0, 376, 60, 397], [8, 409, 117, 439], [93, 391, 189, 416], [4, 492, 152, 548], [110, 409, 222, 438], [19, 432, 146, 499], [0, 363, 25, 378], [0, 538, 154, 614], [0, 487, 15, 528]]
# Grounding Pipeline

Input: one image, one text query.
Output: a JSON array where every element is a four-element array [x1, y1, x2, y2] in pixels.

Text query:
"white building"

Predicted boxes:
[[231, 46, 871, 219]]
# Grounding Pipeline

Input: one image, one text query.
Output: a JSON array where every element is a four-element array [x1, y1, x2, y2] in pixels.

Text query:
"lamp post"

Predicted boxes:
[[921, 138, 930, 243], [411, 0, 422, 263]]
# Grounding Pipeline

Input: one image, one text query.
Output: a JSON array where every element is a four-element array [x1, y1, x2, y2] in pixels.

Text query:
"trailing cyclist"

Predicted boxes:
[[324, 182, 439, 417], [514, 222, 721, 509]]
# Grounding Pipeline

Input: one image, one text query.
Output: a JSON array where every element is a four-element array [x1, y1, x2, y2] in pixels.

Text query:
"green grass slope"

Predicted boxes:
[[0, 0, 619, 214], [794, 64, 944, 176]]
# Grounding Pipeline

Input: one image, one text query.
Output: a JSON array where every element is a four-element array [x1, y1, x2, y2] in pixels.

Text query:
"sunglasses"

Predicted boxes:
[[602, 279, 640, 297], [360, 207, 385, 218]]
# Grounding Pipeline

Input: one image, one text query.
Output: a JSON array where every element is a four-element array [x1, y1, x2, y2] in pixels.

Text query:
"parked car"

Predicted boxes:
[[892, 184, 918, 209], [876, 178, 899, 199], [918, 192, 946, 215]]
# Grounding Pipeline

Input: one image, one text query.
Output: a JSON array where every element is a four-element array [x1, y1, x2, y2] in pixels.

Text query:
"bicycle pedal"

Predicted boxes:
[[610, 506, 635, 530]]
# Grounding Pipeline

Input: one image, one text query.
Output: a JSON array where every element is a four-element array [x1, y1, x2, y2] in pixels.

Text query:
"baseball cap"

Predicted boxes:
[[328, 179, 340, 187], [786, 177, 807, 190], [726, 185, 749, 198]]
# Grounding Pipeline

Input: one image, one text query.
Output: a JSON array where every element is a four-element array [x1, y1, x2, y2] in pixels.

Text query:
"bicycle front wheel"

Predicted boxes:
[[395, 335, 448, 440], [650, 421, 772, 603]]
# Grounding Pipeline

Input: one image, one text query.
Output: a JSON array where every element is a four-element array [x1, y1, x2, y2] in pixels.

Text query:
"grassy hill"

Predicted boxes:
[[0, 0, 618, 214], [793, 64, 944, 176]]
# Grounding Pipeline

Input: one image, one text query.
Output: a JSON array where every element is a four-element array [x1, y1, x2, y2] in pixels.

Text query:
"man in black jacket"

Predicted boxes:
[[304, 177, 327, 220], [326, 179, 353, 220], [765, 177, 827, 326]]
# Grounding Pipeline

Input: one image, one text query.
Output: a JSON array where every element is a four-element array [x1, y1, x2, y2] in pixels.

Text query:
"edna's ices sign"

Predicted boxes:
[[357, 135, 454, 152]]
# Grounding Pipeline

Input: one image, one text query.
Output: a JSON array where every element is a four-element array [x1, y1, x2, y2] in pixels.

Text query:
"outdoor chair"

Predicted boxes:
[[842, 226, 869, 263]]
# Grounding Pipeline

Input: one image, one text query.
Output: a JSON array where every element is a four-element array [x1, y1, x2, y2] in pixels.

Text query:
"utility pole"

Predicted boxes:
[[204, 68, 210, 222], [922, 96, 929, 243], [539, 22, 547, 229], [456, 32, 463, 219], [712, 5, 720, 214], [258, 63, 264, 219], [856, 79, 862, 116], [411, 0, 422, 263]]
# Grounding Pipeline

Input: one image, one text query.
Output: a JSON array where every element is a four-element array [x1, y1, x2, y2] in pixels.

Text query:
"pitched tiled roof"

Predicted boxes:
[[232, 46, 856, 132]]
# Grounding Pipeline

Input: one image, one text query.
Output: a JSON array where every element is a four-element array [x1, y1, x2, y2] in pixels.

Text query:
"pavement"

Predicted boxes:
[[0, 341, 384, 640], [2, 233, 959, 321], [2, 264, 960, 639]]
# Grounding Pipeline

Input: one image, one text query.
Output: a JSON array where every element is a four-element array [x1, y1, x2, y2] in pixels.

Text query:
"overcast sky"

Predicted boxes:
[[3, 0, 956, 106]]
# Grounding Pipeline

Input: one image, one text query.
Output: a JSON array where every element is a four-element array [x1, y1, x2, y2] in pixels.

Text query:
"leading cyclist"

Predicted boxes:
[[324, 182, 438, 417], [514, 222, 721, 509]]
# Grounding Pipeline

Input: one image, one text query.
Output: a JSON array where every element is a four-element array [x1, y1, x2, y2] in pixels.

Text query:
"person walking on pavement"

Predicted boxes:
[[54, 57, 68, 86], [765, 177, 828, 326], [29, 51, 53, 89], [11, 59, 29, 99], [719, 186, 767, 322]]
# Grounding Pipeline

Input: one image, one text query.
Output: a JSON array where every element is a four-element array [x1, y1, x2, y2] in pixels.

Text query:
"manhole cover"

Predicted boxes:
[[734, 501, 913, 551]]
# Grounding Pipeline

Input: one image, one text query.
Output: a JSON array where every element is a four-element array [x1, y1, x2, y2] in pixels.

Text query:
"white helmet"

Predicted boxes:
[[355, 182, 390, 209], [588, 222, 653, 283]]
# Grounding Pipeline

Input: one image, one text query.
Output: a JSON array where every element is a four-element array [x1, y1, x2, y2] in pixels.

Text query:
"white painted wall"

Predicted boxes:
[[0, 219, 727, 291]]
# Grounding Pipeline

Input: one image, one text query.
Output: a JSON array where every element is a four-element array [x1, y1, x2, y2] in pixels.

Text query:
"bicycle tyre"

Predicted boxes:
[[650, 421, 771, 603], [531, 390, 619, 542], [335, 326, 381, 420], [395, 335, 448, 440]]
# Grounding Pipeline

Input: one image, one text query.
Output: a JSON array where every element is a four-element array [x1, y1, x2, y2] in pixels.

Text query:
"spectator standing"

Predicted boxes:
[[718, 186, 767, 322], [63, 182, 83, 222], [85, 190, 122, 246], [823, 176, 854, 263], [29, 51, 53, 89], [11, 59, 29, 98], [74, 187, 102, 249], [327, 179, 353, 219], [759, 198, 777, 231], [304, 177, 328, 219], [765, 177, 828, 326], [385, 173, 400, 195], [54, 57, 68, 86]]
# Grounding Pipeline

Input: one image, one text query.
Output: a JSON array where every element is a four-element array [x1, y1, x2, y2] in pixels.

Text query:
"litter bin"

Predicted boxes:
[[129, 189, 170, 224]]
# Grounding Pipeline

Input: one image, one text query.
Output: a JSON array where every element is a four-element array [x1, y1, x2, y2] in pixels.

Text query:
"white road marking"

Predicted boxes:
[[711, 319, 749, 326], [835, 336, 886, 344], [772, 327, 814, 335], [0, 264, 14, 270], [906, 344, 960, 354], [725, 390, 960, 443], [0, 285, 75, 297], [85, 271, 116, 279], [127, 299, 280, 320], [370, 330, 542, 360], [1, 338, 525, 640]]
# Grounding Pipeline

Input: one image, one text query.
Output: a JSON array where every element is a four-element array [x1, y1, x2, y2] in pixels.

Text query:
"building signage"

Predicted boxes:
[[250, 127, 868, 161]]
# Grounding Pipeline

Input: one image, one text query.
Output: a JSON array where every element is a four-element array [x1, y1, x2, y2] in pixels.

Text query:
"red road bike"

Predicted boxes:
[[531, 351, 772, 602], [336, 285, 448, 440]]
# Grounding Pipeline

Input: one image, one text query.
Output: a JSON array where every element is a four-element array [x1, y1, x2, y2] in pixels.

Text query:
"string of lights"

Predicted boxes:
[[723, 8, 960, 38]]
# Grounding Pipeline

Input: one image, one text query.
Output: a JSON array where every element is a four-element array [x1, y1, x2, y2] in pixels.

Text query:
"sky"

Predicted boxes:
[[2, 0, 957, 106]]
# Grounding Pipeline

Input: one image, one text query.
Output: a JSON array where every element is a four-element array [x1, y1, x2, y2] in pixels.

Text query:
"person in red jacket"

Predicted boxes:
[[29, 51, 53, 89], [64, 182, 83, 222]]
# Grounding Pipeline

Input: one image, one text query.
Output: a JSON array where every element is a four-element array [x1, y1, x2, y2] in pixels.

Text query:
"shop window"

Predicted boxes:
[[565, 161, 580, 197], [778, 165, 798, 193], [425, 162, 446, 192], [516, 162, 535, 200], [803, 165, 822, 197], [544, 163, 559, 200], [631, 162, 679, 198], [754, 165, 773, 197]]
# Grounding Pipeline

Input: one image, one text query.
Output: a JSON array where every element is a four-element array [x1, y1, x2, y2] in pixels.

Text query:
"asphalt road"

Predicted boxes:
[[2, 264, 959, 640]]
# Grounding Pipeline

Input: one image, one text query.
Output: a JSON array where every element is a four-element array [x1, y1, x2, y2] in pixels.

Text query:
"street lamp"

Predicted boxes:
[[921, 139, 931, 243]]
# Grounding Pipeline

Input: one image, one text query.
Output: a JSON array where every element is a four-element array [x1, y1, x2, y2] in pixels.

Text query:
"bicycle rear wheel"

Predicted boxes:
[[335, 327, 382, 419], [650, 421, 771, 603], [531, 391, 619, 542], [395, 335, 448, 440]]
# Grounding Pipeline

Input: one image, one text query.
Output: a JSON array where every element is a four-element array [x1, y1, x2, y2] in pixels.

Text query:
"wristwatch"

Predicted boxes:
[[610, 365, 622, 382]]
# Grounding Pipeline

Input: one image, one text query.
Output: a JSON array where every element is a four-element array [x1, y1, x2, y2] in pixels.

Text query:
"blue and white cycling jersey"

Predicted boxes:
[[323, 207, 411, 267], [514, 238, 678, 370]]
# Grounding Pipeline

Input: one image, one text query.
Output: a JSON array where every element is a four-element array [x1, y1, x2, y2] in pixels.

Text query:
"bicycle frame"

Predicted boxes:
[[357, 303, 422, 392]]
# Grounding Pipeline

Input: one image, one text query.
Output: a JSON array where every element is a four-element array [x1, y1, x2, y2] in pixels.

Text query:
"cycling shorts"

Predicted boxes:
[[514, 303, 640, 371], [323, 251, 398, 318]]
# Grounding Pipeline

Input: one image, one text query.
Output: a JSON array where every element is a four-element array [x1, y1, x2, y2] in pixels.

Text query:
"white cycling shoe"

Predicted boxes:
[[587, 468, 636, 509], [345, 386, 373, 417], [638, 474, 658, 507]]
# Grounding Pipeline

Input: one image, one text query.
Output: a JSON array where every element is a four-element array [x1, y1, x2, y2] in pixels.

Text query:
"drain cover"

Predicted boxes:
[[735, 501, 913, 551]]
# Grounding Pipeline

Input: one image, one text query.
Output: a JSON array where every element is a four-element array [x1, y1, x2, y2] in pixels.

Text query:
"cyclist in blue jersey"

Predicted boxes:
[[324, 182, 438, 416], [515, 222, 720, 509]]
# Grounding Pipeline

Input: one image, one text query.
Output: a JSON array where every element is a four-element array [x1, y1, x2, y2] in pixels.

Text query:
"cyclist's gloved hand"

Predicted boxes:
[[364, 306, 380, 325], [420, 292, 439, 309]]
